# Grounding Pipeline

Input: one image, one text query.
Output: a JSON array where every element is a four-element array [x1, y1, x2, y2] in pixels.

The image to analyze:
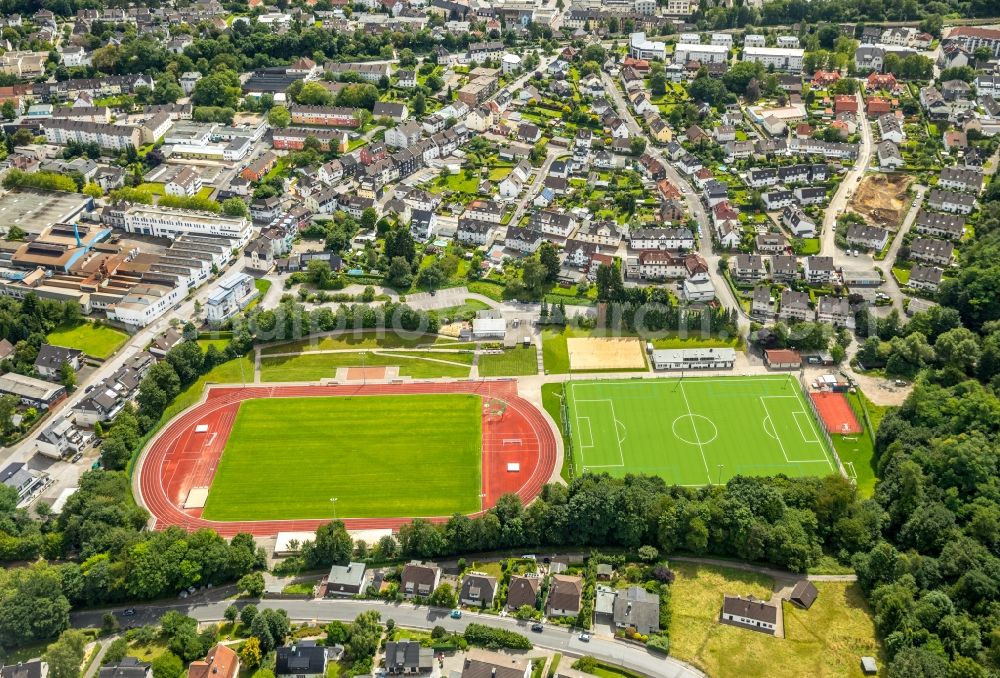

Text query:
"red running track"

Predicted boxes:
[[809, 391, 862, 434], [135, 381, 557, 537]]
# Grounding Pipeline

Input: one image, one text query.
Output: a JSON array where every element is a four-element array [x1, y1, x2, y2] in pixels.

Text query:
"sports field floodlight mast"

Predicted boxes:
[[330, 497, 338, 520]]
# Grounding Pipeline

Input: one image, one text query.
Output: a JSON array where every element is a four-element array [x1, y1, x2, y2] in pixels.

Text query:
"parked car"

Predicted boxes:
[[449, 610, 462, 619], [579, 632, 591, 642], [531, 623, 544, 633], [122, 608, 135, 616]]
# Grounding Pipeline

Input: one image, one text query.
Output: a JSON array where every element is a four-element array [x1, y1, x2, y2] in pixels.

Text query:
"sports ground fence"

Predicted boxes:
[[797, 372, 851, 483], [560, 381, 577, 479]]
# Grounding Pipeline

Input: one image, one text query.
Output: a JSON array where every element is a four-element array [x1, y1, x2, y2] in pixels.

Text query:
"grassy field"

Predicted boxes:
[[566, 377, 837, 485], [541, 328, 572, 374], [261, 332, 456, 355], [670, 562, 881, 678], [648, 332, 742, 350], [47, 321, 128, 359], [260, 350, 473, 381], [830, 390, 888, 499], [478, 347, 538, 377], [541, 383, 573, 481], [202, 394, 482, 520]]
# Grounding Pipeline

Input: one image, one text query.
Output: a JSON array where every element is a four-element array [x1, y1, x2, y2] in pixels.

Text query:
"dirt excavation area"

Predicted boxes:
[[849, 173, 914, 228]]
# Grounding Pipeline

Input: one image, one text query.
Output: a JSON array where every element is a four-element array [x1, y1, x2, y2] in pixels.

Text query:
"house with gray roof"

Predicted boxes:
[[612, 586, 661, 635]]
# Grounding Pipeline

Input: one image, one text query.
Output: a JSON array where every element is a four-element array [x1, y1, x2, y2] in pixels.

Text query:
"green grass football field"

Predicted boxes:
[[201, 394, 482, 520], [566, 376, 837, 486]]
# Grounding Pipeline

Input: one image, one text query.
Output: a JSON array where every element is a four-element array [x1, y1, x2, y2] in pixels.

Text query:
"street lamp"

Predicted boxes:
[[330, 497, 338, 520], [717, 464, 724, 486], [236, 354, 245, 388]]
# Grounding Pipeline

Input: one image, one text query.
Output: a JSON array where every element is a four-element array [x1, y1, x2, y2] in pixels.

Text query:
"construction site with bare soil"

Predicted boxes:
[[848, 173, 914, 228]]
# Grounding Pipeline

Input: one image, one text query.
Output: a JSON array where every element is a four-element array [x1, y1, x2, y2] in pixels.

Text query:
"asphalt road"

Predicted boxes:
[[8, 259, 251, 507], [72, 598, 705, 678], [599, 70, 750, 335]]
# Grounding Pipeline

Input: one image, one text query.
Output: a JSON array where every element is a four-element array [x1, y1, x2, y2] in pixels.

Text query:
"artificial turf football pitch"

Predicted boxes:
[[566, 376, 837, 486], [201, 394, 482, 520]]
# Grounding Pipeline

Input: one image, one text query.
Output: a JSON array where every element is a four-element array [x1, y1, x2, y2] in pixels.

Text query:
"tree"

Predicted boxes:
[[411, 91, 426, 117], [6, 225, 27, 241], [538, 242, 560, 283], [82, 182, 103, 199], [59, 361, 76, 389], [224, 605, 239, 623], [428, 583, 457, 607], [267, 105, 290, 128], [239, 636, 262, 668], [43, 629, 87, 678], [296, 82, 334, 106], [521, 259, 548, 299], [238, 572, 265, 598], [221, 198, 249, 218], [303, 521, 353, 569], [386, 256, 413, 289], [191, 70, 241, 109], [0, 563, 71, 647], [151, 653, 184, 678], [629, 137, 646, 156], [240, 604, 258, 627], [649, 72, 667, 96], [417, 263, 446, 291]]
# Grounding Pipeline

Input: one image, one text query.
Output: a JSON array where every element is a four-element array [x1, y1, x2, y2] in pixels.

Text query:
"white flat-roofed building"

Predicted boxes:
[[206, 273, 258, 325], [742, 46, 805, 72], [651, 347, 736, 370], [110, 282, 188, 328], [472, 316, 506, 338], [102, 204, 252, 246], [629, 32, 666, 60], [673, 43, 729, 65]]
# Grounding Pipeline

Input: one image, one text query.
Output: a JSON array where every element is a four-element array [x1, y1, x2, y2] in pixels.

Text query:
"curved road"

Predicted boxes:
[[71, 598, 706, 678]]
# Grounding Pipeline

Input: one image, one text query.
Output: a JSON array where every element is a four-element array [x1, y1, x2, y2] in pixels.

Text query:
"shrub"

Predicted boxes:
[[463, 623, 532, 650], [647, 635, 670, 654]]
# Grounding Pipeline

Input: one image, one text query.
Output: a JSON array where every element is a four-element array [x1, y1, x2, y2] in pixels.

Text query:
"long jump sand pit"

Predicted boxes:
[[567, 337, 646, 371]]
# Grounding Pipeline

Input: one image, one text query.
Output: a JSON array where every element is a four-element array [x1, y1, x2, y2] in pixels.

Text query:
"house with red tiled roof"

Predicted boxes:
[[866, 72, 899, 93], [811, 70, 841, 88], [833, 95, 857, 114], [866, 97, 891, 116], [188, 646, 239, 678]]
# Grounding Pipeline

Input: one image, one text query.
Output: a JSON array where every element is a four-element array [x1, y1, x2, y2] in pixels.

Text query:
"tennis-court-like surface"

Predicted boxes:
[[566, 376, 837, 485]]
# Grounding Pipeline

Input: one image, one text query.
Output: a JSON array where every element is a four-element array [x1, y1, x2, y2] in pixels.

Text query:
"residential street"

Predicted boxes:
[[820, 90, 874, 259], [875, 185, 926, 315], [600, 71, 750, 335], [71, 598, 705, 678], [1, 260, 251, 501]]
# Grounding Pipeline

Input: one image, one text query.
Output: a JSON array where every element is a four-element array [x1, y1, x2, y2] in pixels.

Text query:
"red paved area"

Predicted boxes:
[[344, 366, 386, 380], [137, 381, 556, 537], [810, 391, 862, 434]]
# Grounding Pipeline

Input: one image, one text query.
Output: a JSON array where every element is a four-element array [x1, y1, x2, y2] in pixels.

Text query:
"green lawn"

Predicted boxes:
[[260, 350, 473, 381], [435, 299, 492, 321], [261, 331, 455, 356], [648, 333, 742, 350], [255, 279, 272, 296], [542, 383, 573, 481], [201, 394, 482, 519], [477, 346, 538, 377], [47, 321, 128, 359], [831, 391, 886, 499], [670, 562, 880, 678], [541, 328, 571, 374], [197, 338, 230, 352], [567, 376, 838, 485]]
